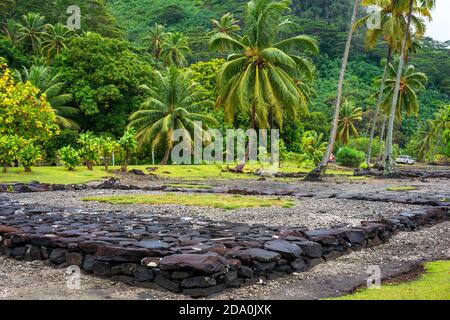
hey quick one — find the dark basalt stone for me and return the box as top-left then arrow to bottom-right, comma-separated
159,253 -> 227,274
49,248 -> 67,264
263,240 -> 302,259
245,248 -> 281,262
135,240 -> 171,250
183,284 -> 226,298
92,261 -> 111,277
65,252 -> 84,267
181,276 -> 217,288
296,241 -> 323,258
154,275 -> 181,293
290,259 -> 306,272
133,265 -> 155,282
0,196 -> 448,298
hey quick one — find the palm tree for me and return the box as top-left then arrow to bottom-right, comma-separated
209,13 -> 241,37
145,23 -> 167,68
1,19 -> 19,45
384,0 -> 435,172
429,107 -> 450,161
379,61 -> 427,119
414,119 -> 434,162
16,13 -> 49,54
14,65 -> 79,129
128,67 -> 217,165
307,0 -> 361,180
301,130 -> 328,165
41,23 -> 76,61
355,0 -> 428,164
337,101 -> 363,145
210,0 -> 318,131
0,0 -> 14,13
161,32 -> 191,67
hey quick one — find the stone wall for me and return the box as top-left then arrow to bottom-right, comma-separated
0,196 -> 448,297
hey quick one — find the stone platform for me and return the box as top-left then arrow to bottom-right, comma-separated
0,196 -> 448,297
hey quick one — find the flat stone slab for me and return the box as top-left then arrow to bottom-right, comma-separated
0,196 -> 448,297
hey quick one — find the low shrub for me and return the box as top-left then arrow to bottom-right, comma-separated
19,142 -> 43,172
58,146 -> 80,171
336,147 -> 365,167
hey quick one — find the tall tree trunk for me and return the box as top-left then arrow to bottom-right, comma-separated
306,0 -> 360,180
160,148 -> 171,165
377,115 -> 387,162
384,0 -> 414,174
366,47 -> 392,165
234,104 -> 257,172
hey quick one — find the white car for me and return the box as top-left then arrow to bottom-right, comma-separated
395,155 -> 415,165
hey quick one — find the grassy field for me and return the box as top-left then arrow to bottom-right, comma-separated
0,166 -> 117,185
83,193 -> 296,210
0,163 -> 355,184
331,261 -> 450,300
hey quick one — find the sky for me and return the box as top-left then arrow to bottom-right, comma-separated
425,0 -> 450,42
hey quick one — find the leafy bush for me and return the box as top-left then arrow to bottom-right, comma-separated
300,131 -> 327,165
336,147 -> 365,167
58,146 -> 80,171
19,142 -> 43,172
359,162 -> 369,170
0,135 -> 21,173
98,136 -> 119,170
119,128 -> 138,172
77,132 -> 100,170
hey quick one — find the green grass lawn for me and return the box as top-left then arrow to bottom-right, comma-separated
0,166 -> 117,185
386,186 -> 418,192
331,261 -> 450,300
0,163 -> 355,185
83,193 -> 296,210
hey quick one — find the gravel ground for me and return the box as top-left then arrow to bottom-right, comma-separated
5,189 -> 422,230
1,221 -> 448,300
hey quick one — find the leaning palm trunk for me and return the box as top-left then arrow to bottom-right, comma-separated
306,0 -> 361,180
160,148 -> 171,165
377,115 -> 387,162
366,47 -> 392,165
383,0 -> 414,174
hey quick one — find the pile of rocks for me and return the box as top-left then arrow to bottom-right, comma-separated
354,168 -> 450,179
0,181 -> 87,193
0,196 -> 448,297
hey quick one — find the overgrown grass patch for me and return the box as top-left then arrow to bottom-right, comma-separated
83,193 -> 296,210
0,166 -> 117,185
330,261 -> 450,300
386,186 -> 417,192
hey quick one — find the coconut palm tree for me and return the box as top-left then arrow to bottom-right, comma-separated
41,23 -> 76,61
16,13 -> 49,54
160,32 -> 191,67
384,0 -> 435,172
210,0 -> 318,131
301,130 -> 328,165
0,0 -> 14,14
209,13 -> 241,37
379,61 -> 427,119
355,0 -> 428,164
145,23 -> 167,68
306,0 -> 361,180
414,119 -> 434,162
14,65 -> 79,129
128,67 -> 217,165
337,101 -> 363,145
1,19 -> 19,45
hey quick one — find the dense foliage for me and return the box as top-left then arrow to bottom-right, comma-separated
0,0 -> 448,170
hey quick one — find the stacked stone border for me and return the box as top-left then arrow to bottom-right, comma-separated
0,196 -> 448,297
